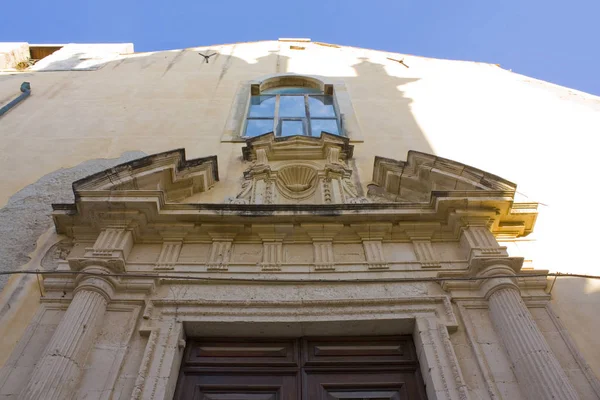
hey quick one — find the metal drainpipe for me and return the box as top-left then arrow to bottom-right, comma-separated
0,82 -> 31,118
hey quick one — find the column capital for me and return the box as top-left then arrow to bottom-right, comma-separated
73,265 -> 116,302
477,263 -> 520,299
439,257 -> 523,297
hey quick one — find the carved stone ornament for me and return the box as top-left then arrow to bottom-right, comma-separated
232,132 -> 366,204
369,152 -> 515,203
368,151 -> 537,237
70,148 -> 218,203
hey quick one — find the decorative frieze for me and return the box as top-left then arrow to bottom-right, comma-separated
302,223 -> 343,271
254,224 -> 292,271
205,225 -> 242,271
260,242 -> 283,271
362,240 -> 388,269
207,241 -> 233,271
91,227 -> 133,258
312,242 -> 335,270
69,227 -> 134,272
155,241 -> 182,270
406,229 -> 441,268
352,223 -> 391,270
413,240 -> 441,268
460,220 -> 506,259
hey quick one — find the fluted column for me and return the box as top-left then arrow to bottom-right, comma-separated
20,270 -> 113,400
482,265 -> 579,400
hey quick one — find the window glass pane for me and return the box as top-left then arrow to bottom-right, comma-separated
308,95 -> 336,117
262,86 -> 322,94
245,119 -> 274,137
279,96 -> 306,117
280,120 -> 305,137
310,119 -> 339,136
248,96 -> 275,117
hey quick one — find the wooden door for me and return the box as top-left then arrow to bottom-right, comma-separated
174,336 -> 427,400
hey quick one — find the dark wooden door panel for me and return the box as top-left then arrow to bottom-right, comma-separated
174,373 -> 298,400
303,371 -> 425,400
175,336 -> 427,400
302,336 -> 418,367
185,338 -> 298,367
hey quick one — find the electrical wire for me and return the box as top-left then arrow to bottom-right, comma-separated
1,269 -> 599,284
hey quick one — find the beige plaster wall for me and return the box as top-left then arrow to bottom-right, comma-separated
0,40 -> 599,379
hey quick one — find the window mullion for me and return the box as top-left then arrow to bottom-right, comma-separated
305,95 -> 311,136
274,95 -> 280,136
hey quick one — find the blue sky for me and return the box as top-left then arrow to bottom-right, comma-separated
1,0 -> 599,95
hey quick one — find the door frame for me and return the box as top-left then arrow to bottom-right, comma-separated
133,296 -> 468,400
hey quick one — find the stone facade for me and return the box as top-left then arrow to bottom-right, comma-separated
0,39 -> 599,399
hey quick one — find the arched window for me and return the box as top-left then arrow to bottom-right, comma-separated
244,76 -> 342,138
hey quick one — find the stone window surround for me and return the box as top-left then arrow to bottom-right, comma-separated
221,73 -> 364,142
134,296 -> 468,400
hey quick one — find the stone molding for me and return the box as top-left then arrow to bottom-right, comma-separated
406,228 -> 441,269
155,241 -> 182,270
132,295 -> 465,400
352,223 -> 391,269
302,223 -> 343,271
233,133 -> 364,204
368,152 -> 537,238
71,149 -> 218,202
242,132 -> 354,162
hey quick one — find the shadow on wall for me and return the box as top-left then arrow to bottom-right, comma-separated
235,50 -> 432,154
0,43 -> 432,291
549,276 -> 600,376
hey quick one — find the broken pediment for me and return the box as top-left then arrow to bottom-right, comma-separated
232,133 -> 364,204
368,152 -> 516,203
72,149 -> 218,202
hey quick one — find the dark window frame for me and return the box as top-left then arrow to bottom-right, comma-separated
244,85 -> 342,138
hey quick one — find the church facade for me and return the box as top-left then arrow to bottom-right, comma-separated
0,39 -> 599,399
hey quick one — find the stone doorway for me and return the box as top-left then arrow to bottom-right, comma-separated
174,336 -> 427,399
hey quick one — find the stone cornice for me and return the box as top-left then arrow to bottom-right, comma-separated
53,193 -> 536,241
